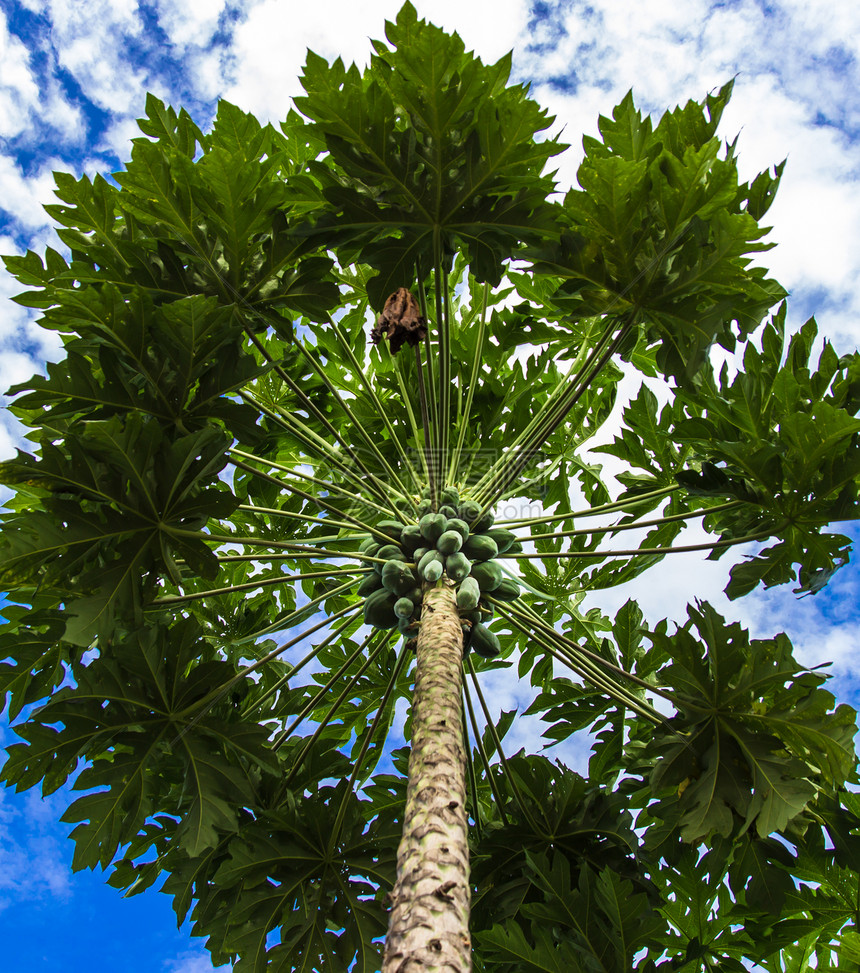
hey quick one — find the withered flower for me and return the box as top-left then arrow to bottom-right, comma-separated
370,287 -> 427,353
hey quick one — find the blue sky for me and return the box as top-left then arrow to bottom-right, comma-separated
1,0 -> 860,969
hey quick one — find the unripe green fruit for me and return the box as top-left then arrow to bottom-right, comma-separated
363,588 -> 398,629
462,534 -> 498,561
417,549 -> 444,579
375,520 -> 403,542
484,528 -> 518,554
441,487 -> 460,507
436,530 -> 464,555
473,509 -> 495,532
394,596 -> 415,618
375,544 -> 402,568
419,513 -> 448,543
445,518 -> 470,541
492,578 -> 520,601
381,559 -> 416,595
457,500 -> 482,523
456,576 -> 481,611
471,561 -> 503,591
445,551 -> 471,582
399,524 -> 422,554
356,571 -> 384,596
471,623 -> 501,658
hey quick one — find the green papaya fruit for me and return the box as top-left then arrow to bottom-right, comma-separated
356,571 -> 384,596
417,498 -> 432,516
381,559 -> 416,595
417,549 -> 443,577
399,524 -> 422,555
375,544 -> 403,566
457,500 -> 482,523
419,513 -> 448,543
394,596 -> 415,619
403,586 -> 422,605
436,530 -> 464,555
375,520 -> 404,542
363,588 -> 398,629
360,538 -> 380,555
413,546 -> 429,562
439,504 -> 458,519
470,561 -> 503,591
445,552 -> 472,582
471,623 -> 501,658
492,578 -> 520,601
423,559 -> 443,583
484,528 -> 518,554
463,534 -> 498,561
445,518 -> 470,541
507,540 -> 523,554
456,576 -> 481,611
474,509 -> 495,532
441,487 -> 460,507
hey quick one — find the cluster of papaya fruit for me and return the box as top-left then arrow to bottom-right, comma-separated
357,486 -> 521,659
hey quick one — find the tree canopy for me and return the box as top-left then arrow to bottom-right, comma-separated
1,3 -> 859,970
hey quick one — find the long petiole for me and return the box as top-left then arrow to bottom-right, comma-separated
274,632 -> 393,793
243,323 -> 393,500
525,500 -> 746,541
151,566 -> 362,606
250,614 -> 362,715
229,444 -> 396,520
288,329 -> 417,504
386,339 -> 430,487
448,281 -> 488,486
171,601 -> 362,727
416,266 -> 439,435
468,317 -> 618,501
502,525 -> 781,560
327,640 -> 411,852
475,320 -> 633,512
466,657 -> 542,833
238,390 -> 377,501
328,316 -> 424,500
497,599 -> 680,710
229,457 -> 395,540
463,677 -> 509,826
496,604 -> 663,722
495,485 -> 680,526
272,628 -> 380,748
414,342 -> 437,507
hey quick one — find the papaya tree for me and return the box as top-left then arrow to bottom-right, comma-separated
2,4 -> 860,971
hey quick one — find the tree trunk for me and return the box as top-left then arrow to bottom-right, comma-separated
382,581 -> 471,973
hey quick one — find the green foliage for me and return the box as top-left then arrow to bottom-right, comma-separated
530,81 -> 786,384
0,3 -> 859,970
295,0 -> 563,307
643,603 -> 856,842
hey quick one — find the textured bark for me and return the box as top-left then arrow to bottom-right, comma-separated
382,582 -> 471,973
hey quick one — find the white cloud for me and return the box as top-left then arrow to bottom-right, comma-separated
0,154 -> 63,231
37,0 -> 148,118
0,7 -> 84,144
513,1 -> 860,354
0,788 -> 73,910
164,949 -> 232,973
154,0 -> 230,49
222,0 -> 531,123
